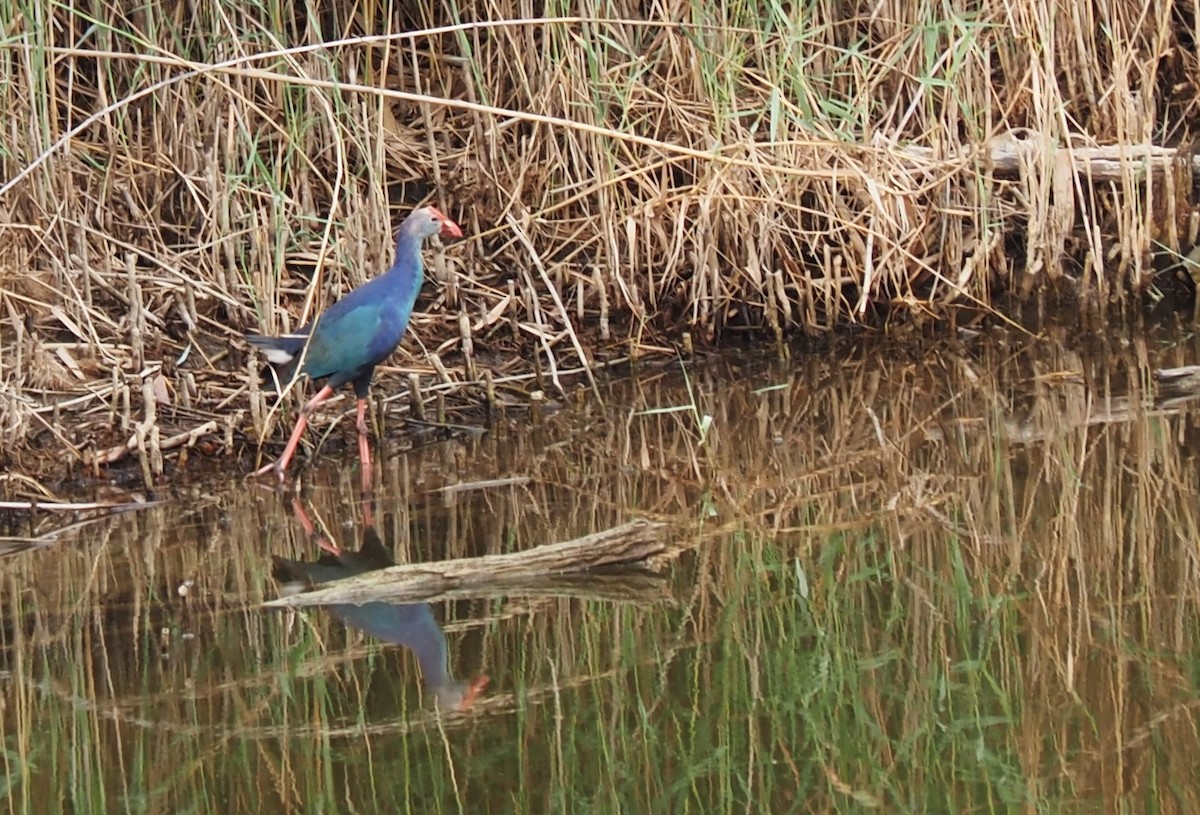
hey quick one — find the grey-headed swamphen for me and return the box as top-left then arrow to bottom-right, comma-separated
247,206 -> 463,488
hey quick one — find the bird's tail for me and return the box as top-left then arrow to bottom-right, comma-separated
246,332 -> 308,393
270,556 -> 313,595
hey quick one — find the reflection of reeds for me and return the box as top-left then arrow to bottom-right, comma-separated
3,337 -> 1200,809
3,4 -> 1194,481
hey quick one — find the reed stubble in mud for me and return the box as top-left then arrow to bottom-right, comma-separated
0,2 -> 1195,478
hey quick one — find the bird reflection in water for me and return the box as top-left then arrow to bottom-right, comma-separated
272,496 -> 489,712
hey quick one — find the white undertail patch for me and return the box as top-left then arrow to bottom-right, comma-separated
262,348 -> 296,365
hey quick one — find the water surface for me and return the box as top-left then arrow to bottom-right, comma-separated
5,325 -> 1200,812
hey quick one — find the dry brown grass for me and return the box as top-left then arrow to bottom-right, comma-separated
0,1 -> 1195,480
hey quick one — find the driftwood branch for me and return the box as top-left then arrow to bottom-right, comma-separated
87,420 -> 219,466
899,139 -> 1195,181
921,365 -> 1200,447
0,498 -> 159,513
264,518 -> 675,608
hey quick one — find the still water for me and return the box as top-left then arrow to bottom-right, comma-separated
4,325 -> 1200,813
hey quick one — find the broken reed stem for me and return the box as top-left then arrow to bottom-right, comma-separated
483,369 -> 497,414
429,353 -> 453,387
119,378 -> 131,432
3,296 -> 22,378
248,350 -> 263,439
594,267 -> 609,343
458,311 -> 475,381
125,253 -> 144,372
135,378 -> 156,488
225,411 -> 240,451
109,365 -> 120,429
148,379 -> 163,472
507,280 -> 520,345
373,392 -> 386,440
181,372 -> 195,411
408,373 -> 426,421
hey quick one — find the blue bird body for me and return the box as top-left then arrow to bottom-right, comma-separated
247,206 -> 463,488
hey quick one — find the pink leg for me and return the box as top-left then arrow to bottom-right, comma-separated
250,385 -> 336,483
355,397 -> 374,495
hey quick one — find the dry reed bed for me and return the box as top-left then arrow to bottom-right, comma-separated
0,2 -> 1195,483
5,332 -> 1200,805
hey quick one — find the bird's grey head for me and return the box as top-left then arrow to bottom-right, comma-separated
405,206 -> 464,241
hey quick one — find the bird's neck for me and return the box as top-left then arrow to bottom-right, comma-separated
402,605 -> 453,687
392,233 -> 427,276
383,233 -> 428,306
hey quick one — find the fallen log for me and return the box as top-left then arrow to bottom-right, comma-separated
309,570 -> 677,607
263,518 -> 675,608
901,138 -> 1198,181
919,364 -> 1200,447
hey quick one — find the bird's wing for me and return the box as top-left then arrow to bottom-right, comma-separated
363,300 -> 411,363
299,304 -> 385,381
300,299 -> 411,380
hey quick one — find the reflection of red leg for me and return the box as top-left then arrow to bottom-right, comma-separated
459,675 -> 490,711
290,497 -> 341,556
251,385 -> 336,482
361,494 -> 376,529
290,498 -> 316,535
315,533 -> 341,556
355,397 -> 374,496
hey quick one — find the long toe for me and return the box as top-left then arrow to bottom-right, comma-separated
250,460 -> 285,482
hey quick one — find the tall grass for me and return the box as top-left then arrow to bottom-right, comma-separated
0,2 -> 1193,473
